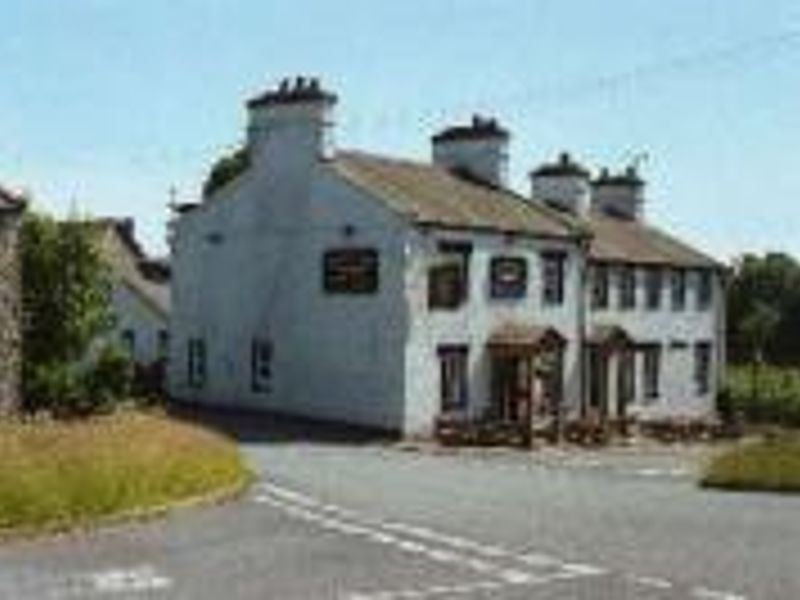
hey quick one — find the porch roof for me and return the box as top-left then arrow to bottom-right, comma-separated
586,324 -> 634,348
487,322 -> 566,352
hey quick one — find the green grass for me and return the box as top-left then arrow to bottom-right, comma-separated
701,433 -> 800,492
0,411 -> 252,534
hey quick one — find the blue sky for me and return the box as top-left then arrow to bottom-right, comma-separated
2,0 -> 799,258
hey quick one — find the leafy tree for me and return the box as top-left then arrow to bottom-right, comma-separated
202,145 -> 250,198
739,301 -> 780,403
728,252 -> 800,364
19,212 -> 119,414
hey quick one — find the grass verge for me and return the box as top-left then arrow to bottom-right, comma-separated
701,432 -> 800,493
0,411 -> 252,536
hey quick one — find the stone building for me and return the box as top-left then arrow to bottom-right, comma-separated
0,186 -> 25,413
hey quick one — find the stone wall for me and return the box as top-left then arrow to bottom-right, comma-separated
0,213 -> 22,414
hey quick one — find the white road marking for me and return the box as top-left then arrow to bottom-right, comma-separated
256,482 -> 749,600
692,587 -> 748,600
86,565 -> 172,594
630,574 -> 674,589
635,467 -> 690,478
561,562 -> 609,577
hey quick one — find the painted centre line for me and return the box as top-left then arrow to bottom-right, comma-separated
254,481 -> 750,600
83,564 -> 172,594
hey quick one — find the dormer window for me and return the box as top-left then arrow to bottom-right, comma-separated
490,256 -> 527,299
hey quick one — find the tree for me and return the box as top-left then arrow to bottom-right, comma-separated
19,212 -> 119,414
739,301 -> 780,402
202,145 -> 250,198
728,252 -> 800,364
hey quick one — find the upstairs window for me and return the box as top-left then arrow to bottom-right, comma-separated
251,338 -> 273,393
642,344 -> 661,401
644,267 -> 663,310
541,251 -> 566,306
591,264 -> 610,310
697,270 -> 713,310
619,265 -> 637,310
323,248 -> 378,294
671,269 -> 687,311
438,345 -> 469,412
121,329 -> 136,356
429,241 -> 472,310
187,338 -> 206,388
490,256 -> 527,299
694,341 -> 712,395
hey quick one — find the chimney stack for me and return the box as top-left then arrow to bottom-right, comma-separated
591,166 -> 645,221
431,115 -> 510,188
246,76 -> 338,165
529,152 -> 591,217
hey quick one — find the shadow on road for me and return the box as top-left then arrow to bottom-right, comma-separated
167,401 -> 400,447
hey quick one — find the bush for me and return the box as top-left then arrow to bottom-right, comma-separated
702,433 -> 800,492
82,345 -> 134,414
724,365 -> 800,427
23,362 -> 85,416
23,345 -> 134,418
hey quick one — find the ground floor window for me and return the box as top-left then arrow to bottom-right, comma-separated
187,338 -> 206,388
617,349 -> 636,412
251,338 -> 273,393
642,344 -> 661,401
438,345 -> 469,412
694,341 -> 712,395
121,329 -> 136,356
158,330 -> 169,362
588,347 -> 609,416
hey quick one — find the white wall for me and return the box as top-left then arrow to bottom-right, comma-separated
168,124 -> 411,431
111,282 -> 167,367
588,265 -> 723,420
402,229 -> 584,436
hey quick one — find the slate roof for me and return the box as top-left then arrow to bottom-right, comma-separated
96,220 -> 171,317
332,151 -> 577,239
332,150 -> 718,269
587,213 -> 720,269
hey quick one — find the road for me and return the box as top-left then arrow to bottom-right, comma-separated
0,410 -> 798,599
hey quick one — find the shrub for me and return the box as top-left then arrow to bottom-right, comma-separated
82,345 -> 134,414
725,365 -> 800,427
